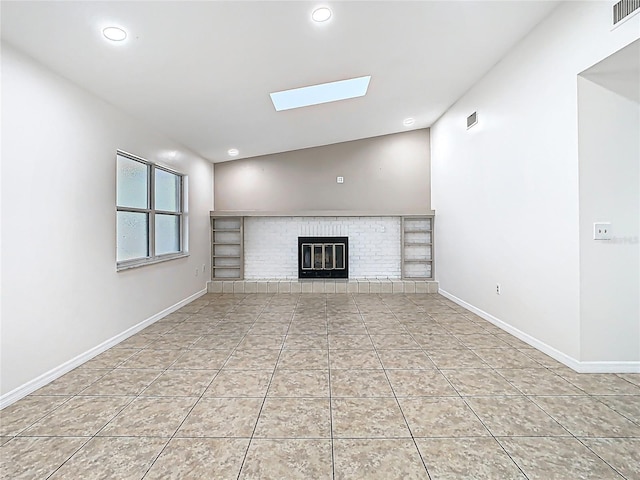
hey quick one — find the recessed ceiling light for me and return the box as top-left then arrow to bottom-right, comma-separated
228,148 -> 239,157
103,26 -> 127,42
312,7 -> 332,23
403,117 -> 416,127
270,75 -> 371,112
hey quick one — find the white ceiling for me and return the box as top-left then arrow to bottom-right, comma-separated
1,1 -> 560,163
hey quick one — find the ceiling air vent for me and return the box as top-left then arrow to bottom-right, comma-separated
613,0 -> 639,25
467,111 -> 478,129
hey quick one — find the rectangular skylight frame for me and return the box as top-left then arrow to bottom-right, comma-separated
270,75 -> 371,111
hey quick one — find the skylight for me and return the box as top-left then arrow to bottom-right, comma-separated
270,76 -> 371,111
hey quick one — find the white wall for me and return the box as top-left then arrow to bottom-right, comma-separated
243,217 -> 402,279
1,44 -> 214,398
431,2 -> 639,365
578,73 -> 639,361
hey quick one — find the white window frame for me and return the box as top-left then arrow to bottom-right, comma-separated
116,150 -> 188,270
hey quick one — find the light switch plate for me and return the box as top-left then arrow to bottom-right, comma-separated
593,222 -> 612,240
337,176 -> 344,184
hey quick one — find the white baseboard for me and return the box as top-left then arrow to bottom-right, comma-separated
0,288 -> 207,410
438,289 -> 640,374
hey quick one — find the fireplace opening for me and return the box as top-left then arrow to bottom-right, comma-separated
298,236 -> 348,279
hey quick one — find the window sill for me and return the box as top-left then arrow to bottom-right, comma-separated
117,253 -> 189,272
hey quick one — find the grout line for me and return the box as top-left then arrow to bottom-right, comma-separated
234,293 -> 296,480
361,293 -> 433,480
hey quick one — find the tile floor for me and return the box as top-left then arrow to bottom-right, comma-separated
1,293 -> 639,479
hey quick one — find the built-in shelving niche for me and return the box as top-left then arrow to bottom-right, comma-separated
401,216 -> 434,280
211,216 -> 243,279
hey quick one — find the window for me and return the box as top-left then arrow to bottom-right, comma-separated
116,151 -> 187,269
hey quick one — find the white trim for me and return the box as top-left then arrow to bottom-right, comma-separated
438,289 -> 640,374
0,288 -> 207,410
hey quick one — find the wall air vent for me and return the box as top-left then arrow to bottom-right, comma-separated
613,0 -> 639,26
466,111 -> 478,129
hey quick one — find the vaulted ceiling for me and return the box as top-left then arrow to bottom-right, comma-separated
1,1 -> 560,162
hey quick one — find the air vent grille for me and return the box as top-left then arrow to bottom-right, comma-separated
467,112 -> 478,129
613,0 -> 640,25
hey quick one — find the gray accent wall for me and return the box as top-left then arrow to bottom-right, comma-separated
214,129 -> 431,213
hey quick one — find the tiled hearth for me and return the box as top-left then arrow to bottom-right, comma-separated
208,279 -> 439,295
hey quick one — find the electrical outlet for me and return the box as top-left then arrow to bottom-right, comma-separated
337,176 -> 344,184
202,263 -> 206,272
593,222 -> 612,240
496,283 -> 501,295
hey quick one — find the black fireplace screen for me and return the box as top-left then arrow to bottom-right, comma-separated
298,236 -> 348,279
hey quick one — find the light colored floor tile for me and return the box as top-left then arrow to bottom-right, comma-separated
145,438 -> 249,479
147,334 -> 201,350
465,396 -> 568,436
119,349 -> 183,370
617,373 -> 640,387
0,396 -> 70,436
532,395 -> 640,437
441,369 -> 521,396
169,349 -> 230,369
413,334 -> 466,350
284,334 -> 328,349
329,350 -> 383,369
80,369 -> 163,396
330,369 -> 394,397
399,397 -> 489,437
416,437 -> 526,480
33,368 -> 111,396
594,395 -> 640,423
80,348 -> 140,369
268,369 -> 329,397
370,334 -> 421,349
238,334 -> 286,350
333,439 -> 428,480
278,349 -> 329,369
471,348 -> 543,369
7,294 -> 639,480
177,397 -> 263,437
495,368 -> 584,395
498,437 -> 623,480
48,436 -> 168,480
329,335 -> 375,350
516,347 -> 564,367
386,370 -> 458,396
224,349 -> 280,370
192,334 -> 242,350
22,396 -> 132,436
99,396 -> 196,437
377,350 -> 436,369
581,438 -> 640,480
557,372 -> 640,395
426,349 -> 489,369
254,398 -> 331,438
141,369 -> 217,397
456,334 -> 510,349
240,439 -> 332,480
0,436 -> 87,480
205,370 -> 273,397
332,398 -> 411,438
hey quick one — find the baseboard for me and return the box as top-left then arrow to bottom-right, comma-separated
0,288 -> 207,409
438,289 -> 640,374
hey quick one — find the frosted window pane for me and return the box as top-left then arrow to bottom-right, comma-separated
117,212 -> 148,261
117,156 -> 148,208
155,169 -> 180,212
156,214 -> 180,255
